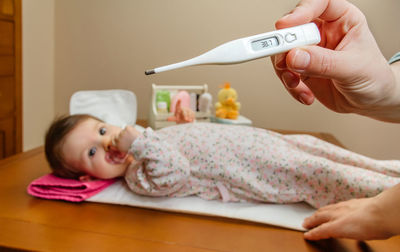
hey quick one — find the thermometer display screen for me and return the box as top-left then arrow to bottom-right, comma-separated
251,36 -> 279,51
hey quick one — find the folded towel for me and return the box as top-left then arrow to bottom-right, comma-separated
27,174 -> 117,202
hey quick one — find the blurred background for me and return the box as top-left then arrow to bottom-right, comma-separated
23,0 -> 400,159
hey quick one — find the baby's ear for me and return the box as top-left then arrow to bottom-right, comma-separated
79,174 -> 93,182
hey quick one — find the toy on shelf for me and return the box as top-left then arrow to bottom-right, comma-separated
211,82 -> 252,126
167,99 -> 195,124
169,90 -> 191,114
149,84 -> 212,129
215,82 -> 241,120
198,92 -> 212,114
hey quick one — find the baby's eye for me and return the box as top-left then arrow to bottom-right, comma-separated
99,127 -> 106,135
89,147 -> 97,157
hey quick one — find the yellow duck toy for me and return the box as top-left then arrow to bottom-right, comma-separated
215,82 -> 241,120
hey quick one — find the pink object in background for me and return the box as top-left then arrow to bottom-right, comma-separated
170,91 -> 191,113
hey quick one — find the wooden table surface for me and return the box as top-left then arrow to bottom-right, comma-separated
1,126 -> 400,251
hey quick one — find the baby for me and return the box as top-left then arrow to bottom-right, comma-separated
45,110 -> 400,208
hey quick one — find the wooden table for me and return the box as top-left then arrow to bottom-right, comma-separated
1,128 -> 400,251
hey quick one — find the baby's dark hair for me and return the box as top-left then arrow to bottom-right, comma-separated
45,114 -> 100,179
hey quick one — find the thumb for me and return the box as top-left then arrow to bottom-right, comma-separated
286,46 -> 353,81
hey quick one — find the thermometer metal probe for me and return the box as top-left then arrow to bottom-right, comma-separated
145,23 -> 320,75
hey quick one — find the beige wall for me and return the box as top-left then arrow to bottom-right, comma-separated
24,0 -> 400,160
22,0 -> 54,151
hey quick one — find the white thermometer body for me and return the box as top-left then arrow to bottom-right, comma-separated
145,23 -> 320,75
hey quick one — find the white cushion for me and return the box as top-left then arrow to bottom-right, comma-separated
70,89 -> 138,129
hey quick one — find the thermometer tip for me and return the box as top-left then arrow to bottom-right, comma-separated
145,69 -> 155,75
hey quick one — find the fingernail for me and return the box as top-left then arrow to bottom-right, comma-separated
299,92 -> 310,105
292,49 -> 310,71
281,71 -> 298,89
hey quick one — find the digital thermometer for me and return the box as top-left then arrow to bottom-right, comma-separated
145,23 -> 320,75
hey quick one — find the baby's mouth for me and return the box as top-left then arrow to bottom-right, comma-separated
105,147 -> 128,164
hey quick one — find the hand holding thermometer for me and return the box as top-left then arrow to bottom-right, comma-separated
145,22 -> 320,75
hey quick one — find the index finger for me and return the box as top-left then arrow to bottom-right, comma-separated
276,0 -> 351,28
303,210 -> 333,229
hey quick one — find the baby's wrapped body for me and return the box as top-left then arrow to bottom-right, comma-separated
125,123 -> 400,208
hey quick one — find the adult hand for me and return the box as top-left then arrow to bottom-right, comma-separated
303,183 -> 400,240
271,0 -> 400,122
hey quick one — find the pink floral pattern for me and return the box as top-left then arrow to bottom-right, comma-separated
124,123 -> 400,208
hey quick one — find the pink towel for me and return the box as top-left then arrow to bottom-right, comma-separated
27,174 -> 117,202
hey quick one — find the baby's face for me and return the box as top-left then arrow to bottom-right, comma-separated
62,118 -> 131,179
